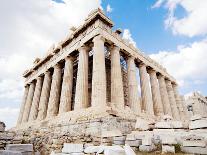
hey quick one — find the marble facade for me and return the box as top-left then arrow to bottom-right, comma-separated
16,9 -> 188,130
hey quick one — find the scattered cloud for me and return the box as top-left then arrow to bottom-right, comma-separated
123,29 -> 137,47
0,0 -> 101,129
106,4 -> 113,13
150,38 -> 207,92
152,0 -> 207,37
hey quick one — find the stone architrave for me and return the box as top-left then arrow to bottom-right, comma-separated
110,45 -> 125,109
22,81 -> 36,123
74,45 -> 89,109
166,80 -> 180,120
172,84 -> 185,121
148,69 -> 164,116
59,57 -> 74,113
139,63 -> 154,115
17,85 -> 29,125
47,64 -> 62,117
127,56 -> 141,115
91,35 -> 106,108
29,76 -> 43,121
37,71 -> 52,120
157,74 -> 172,116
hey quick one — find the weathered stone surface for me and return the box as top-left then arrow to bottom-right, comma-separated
155,121 -> 171,128
62,143 -> 83,153
162,145 -> 175,153
134,118 -> 149,131
123,144 -> 136,155
182,140 -> 206,147
142,137 -> 152,146
161,136 -> 176,145
181,146 -> 207,155
6,144 -> 33,152
189,119 -> 207,129
0,150 -> 22,155
125,140 -> 141,147
139,144 -> 156,152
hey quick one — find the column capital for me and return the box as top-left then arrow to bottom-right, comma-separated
157,73 -> 164,79
109,44 -> 120,51
92,35 -> 105,43
127,55 -> 135,61
53,63 -> 61,69
78,44 -> 91,52
148,68 -> 156,74
138,62 -> 146,68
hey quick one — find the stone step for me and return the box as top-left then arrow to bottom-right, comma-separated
6,144 -> 33,152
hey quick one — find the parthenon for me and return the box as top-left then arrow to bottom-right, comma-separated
16,8 -> 188,132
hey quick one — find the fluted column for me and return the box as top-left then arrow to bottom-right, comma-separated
59,57 -> 74,113
47,64 -> 62,117
74,45 -> 89,109
166,80 -> 180,120
110,45 -> 125,109
127,56 -> 141,115
157,74 -> 172,116
29,76 -> 43,121
91,35 -> 106,108
148,69 -> 164,116
22,81 -> 36,123
172,84 -> 185,121
17,85 -> 29,125
37,71 -> 52,120
139,63 -> 154,115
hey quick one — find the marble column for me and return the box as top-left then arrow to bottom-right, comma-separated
172,84 -> 185,121
139,63 -> 154,115
157,74 -> 172,116
59,57 -> 74,113
17,85 -> 29,125
91,35 -> 106,108
127,56 -> 141,115
29,76 -> 43,121
47,64 -> 62,117
166,80 -> 180,120
22,81 -> 36,123
74,45 -> 89,109
37,71 -> 52,120
110,45 -> 125,109
148,69 -> 164,116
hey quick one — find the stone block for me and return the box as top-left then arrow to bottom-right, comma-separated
62,143 -> 83,153
0,150 -> 22,155
139,144 -> 156,152
181,146 -> 207,155
162,145 -> 175,153
189,119 -> 207,129
161,136 -> 176,145
84,145 -> 103,154
142,137 -> 152,146
125,140 -> 141,147
190,114 -> 202,121
123,144 -> 136,155
171,121 -> 183,128
126,134 -> 135,141
113,140 -> 125,145
104,146 -> 125,155
155,121 -> 171,129
6,144 -> 33,152
113,136 -> 126,141
182,140 -> 206,147
135,118 -> 149,131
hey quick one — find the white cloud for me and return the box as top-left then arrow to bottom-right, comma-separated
150,38 -> 207,90
106,4 -> 113,13
0,0 -> 101,128
0,107 -> 19,129
152,0 -> 207,37
123,29 -> 137,47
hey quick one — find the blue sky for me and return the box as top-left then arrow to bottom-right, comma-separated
0,0 -> 207,128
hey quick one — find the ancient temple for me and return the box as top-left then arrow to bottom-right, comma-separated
16,9 -> 188,134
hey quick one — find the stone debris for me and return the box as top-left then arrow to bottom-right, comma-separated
162,145 -> 175,154
62,143 -> 83,153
